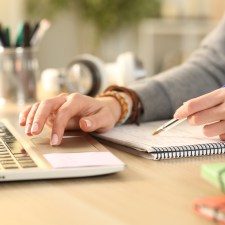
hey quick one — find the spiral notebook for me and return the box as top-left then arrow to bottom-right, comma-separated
93,120 -> 225,160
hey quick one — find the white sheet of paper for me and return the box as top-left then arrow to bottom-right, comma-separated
93,120 -> 222,151
44,152 -> 123,168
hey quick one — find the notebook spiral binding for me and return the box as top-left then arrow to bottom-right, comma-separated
152,143 -> 225,160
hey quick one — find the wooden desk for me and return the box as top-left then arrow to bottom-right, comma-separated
0,104 -> 223,225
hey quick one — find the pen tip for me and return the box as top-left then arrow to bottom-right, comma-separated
152,129 -> 163,136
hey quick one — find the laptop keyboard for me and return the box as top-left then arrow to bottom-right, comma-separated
0,122 -> 37,170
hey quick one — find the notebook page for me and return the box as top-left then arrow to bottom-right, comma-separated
94,120 -> 223,152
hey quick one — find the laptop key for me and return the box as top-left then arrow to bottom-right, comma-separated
14,154 -> 31,159
20,163 -> 37,168
3,165 -> 19,169
6,141 -> 25,152
1,159 -> 16,163
0,156 -> 14,160
0,122 -> 38,169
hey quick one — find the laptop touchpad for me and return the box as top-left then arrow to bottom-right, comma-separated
31,132 -> 99,154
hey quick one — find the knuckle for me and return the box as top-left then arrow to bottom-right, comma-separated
67,93 -> 83,101
40,99 -> 52,108
57,106 -> 71,115
185,100 -> 196,115
40,98 -> 59,111
188,115 -> 199,125
58,92 -> 69,97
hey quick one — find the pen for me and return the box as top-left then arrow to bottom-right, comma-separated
152,118 -> 187,135
15,22 -> 24,47
23,22 -> 31,47
0,24 -> 7,47
4,27 -> 11,47
30,19 -> 50,47
30,22 -> 39,43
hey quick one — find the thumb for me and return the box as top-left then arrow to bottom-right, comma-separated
79,110 -> 116,133
79,118 -> 94,132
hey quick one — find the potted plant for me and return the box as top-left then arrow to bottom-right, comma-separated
25,0 -> 161,57
26,0 -> 161,37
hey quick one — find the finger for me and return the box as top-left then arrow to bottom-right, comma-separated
30,93 -> 68,135
25,103 -> 40,135
45,114 -> 80,130
50,93 -> 103,145
19,105 -> 32,126
174,88 -> 225,118
65,117 -> 80,130
188,103 -> 225,125
219,133 -> 225,141
203,120 -> 225,137
50,105 -> 73,146
79,107 -> 115,133
48,115 -> 81,130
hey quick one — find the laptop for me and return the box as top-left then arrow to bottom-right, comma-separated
0,118 -> 125,181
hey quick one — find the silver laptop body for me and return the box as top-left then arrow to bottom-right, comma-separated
0,118 -> 125,181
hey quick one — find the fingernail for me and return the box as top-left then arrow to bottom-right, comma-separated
31,122 -> 39,133
51,134 -> 58,146
25,124 -> 31,134
84,119 -> 92,128
19,114 -> 25,124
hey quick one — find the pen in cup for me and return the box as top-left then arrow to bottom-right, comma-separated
4,27 -> 10,47
30,19 -> 51,47
15,22 -> 24,47
23,22 -> 31,47
0,24 -> 7,47
152,118 -> 187,135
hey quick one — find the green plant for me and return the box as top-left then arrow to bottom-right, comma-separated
25,0 -> 161,36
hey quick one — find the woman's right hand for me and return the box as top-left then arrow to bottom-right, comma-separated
18,92 -> 125,146
174,87 -> 225,140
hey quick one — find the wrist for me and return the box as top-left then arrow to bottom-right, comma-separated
96,91 -> 133,125
96,96 -> 121,124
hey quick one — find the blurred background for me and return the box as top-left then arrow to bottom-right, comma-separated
0,0 -> 225,98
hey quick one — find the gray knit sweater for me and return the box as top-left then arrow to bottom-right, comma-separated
130,15 -> 225,122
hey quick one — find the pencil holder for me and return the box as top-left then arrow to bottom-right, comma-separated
0,47 -> 39,105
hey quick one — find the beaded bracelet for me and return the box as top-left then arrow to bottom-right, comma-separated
97,91 -> 131,125
103,85 -> 143,125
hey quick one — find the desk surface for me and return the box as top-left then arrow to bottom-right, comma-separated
0,104 -> 223,225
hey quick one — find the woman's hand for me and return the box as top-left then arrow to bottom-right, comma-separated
19,93 -> 123,146
174,88 -> 225,140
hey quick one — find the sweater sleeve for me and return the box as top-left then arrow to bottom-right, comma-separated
129,15 -> 225,122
